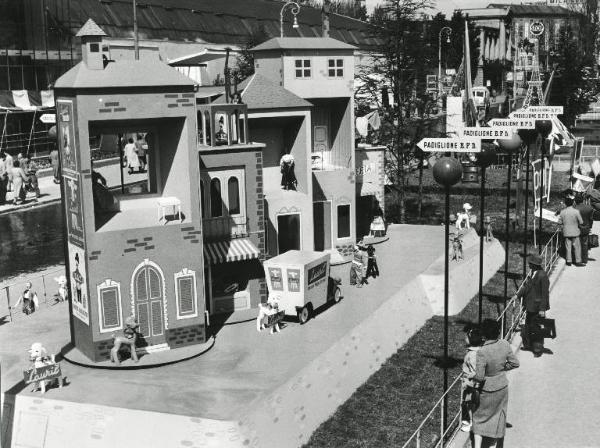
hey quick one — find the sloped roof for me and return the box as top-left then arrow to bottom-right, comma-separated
482,3 -> 578,16
252,37 -> 356,52
213,74 -> 311,110
55,59 -> 195,89
75,18 -> 107,37
44,0 -> 379,49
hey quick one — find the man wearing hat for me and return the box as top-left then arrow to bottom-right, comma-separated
558,196 -> 584,266
512,254 -> 550,357
574,192 -> 594,264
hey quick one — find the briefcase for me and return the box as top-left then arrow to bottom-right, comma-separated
590,234 -> 599,248
531,317 -> 557,339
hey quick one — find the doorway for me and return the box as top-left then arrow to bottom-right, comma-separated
313,201 -> 332,251
277,213 -> 301,254
133,264 -> 165,347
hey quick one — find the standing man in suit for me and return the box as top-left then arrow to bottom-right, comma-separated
513,254 -> 550,357
558,197 -> 584,266
575,193 -> 594,264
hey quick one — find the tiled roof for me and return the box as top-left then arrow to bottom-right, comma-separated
252,37 -> 356,52
55,59 -> 195,89
213,74 -> 311,110
46,0 -> 379,49
75,18 -> 107,37
482,3 -> 578,16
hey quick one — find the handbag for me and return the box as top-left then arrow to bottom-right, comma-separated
590,234 -> 599,248
531,317 -> 557,339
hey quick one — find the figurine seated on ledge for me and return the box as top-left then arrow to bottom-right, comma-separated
280,154 -> 298,190
456,203 -> 473,230
25,342 -> 64,394
110,315 -> 140,365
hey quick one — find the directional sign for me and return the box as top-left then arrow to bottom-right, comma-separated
39,113 -> 56,124
527,106 -> 563,115
509,111 -> 555,120
417,138 -> 481,153
488,118 -> 535,129
458,127 -> 513,139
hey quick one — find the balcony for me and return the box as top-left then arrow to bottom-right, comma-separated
202,215 -> 248,241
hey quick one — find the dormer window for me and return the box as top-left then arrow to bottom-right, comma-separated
328,59 -> 344,78
89,43 -> 100,53
295,59 -> 311,78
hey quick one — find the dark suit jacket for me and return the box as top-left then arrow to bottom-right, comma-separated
575,203 -> 594,234
517,269 -> 550,313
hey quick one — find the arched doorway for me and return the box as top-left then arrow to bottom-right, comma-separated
132,261 -> 166,347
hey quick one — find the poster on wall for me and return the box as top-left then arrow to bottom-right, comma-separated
64,173 -> 85,248
287,269 -> 300,292
68,242 -> 89,325
57,100 -> 78,175
268,268 -> 283,291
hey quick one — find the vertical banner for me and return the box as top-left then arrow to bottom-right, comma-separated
68,242 -> 89,324
57,100 -> 78,175
64,173 -> 85,248
531,158 -> 552,214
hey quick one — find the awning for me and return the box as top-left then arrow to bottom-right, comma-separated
168,48 -> 239,66
203,238 -> 260,264
0,90 -> 55,111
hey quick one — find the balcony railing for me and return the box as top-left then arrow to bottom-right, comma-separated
202,215 -> 248,241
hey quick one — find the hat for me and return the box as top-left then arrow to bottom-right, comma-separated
528,254 -> 543,267
484,216 -> 491,223
463,203 -> 472,211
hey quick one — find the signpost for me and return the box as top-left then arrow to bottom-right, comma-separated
458,127 -> 513,139
39,113 -> 56,124
488,118 -> 535,129
417,138 -> 481,153
509,111 -> 554,120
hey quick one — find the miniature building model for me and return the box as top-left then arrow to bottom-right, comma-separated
54,20 -> 206,361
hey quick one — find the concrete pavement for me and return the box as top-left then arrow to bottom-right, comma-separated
504,224 -> 600,448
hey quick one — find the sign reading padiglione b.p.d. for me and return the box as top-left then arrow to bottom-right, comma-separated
458,127 -> 513,139
417,138 -> 481,153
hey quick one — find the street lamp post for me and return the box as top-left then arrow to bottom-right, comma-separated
438,27 -> 452,101
433,156 -> 463,433
535,120 -> 553,252
133,0 -> 139,60
518,129 -> 538,278
497,133 -> 522,336
280,1 -> 301,38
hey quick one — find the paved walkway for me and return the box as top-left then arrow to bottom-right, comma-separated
505,230 -> 600,448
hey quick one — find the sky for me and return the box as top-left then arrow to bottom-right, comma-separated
364,0 -> 537,17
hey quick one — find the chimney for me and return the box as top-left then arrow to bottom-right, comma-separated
322,1 -> 330,38
76,19 -> 107,70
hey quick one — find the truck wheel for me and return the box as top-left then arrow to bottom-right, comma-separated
333,287 -> 342,303
298,305 -> 310,324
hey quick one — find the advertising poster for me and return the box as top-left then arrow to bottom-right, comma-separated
64,173 -> 85,248
287,269 -> 301,293
307,261 -> 327,287
268,268 -> 283,291
57,100 -> 78,174
69,242 -> 89,325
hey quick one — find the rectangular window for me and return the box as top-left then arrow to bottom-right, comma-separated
337,204 -> 351,238
295,59 -> 311,78
328,59 -> 344,77
177,276 -> 196,315
97,279 -> 123,333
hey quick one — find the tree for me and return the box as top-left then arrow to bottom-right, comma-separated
232,25 -> 270,83
302,0 -> 368,21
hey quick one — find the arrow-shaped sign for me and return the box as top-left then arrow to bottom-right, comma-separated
509,111 -> 555,120
488,118 -> 535,129
458,127 -> 513,139
39,113 -> 56,124
527,105 -> 563,115
417,138 -> 481,153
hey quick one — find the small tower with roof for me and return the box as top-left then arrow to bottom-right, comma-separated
77,19 -> 107,71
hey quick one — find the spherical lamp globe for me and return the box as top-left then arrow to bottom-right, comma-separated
535,120 -> 553,139
433,156 -> 463,187
48,125 -> 57,139
497,133 -> 522,154
518,128 -> 538,146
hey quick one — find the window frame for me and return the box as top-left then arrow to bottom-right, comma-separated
97,279 -> 123,333
174,268 -> 198,319
327,58 -> 344,78
294,58 -> 312,79
202,168 -> 246,218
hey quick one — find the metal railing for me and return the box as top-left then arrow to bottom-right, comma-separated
1,267 -> 67,322
202,215 -> 248,241
402,230 -> 562,448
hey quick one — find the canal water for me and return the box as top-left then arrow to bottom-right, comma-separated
0,203 -> 65,281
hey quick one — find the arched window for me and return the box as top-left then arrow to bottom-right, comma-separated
210,178 -> 222,217
200,180 -> 206,217
228,177 -> 240,215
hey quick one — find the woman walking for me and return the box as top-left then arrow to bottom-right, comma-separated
10,159 -> 29,205
472,319 -> 520,448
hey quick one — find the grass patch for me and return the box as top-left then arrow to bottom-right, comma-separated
304,167 -> 566,448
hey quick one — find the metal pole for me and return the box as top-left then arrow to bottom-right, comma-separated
523,144 -> 530,279
478,165 -> 485,324
443,186 -> 450,434
133,0 -> 139,60
503,154 -> 512,335
118,134 -> 125,193
539,136 -> 545,254
5,286 -> 13,322
438,32 -> 442,101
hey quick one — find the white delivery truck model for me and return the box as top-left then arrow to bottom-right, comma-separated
263,250 -> 342,324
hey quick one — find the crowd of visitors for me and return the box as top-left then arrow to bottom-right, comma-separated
557,190 -> 596,266
0,151 -> 49,206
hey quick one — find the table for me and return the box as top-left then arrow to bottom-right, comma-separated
157,197 -> 182,223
